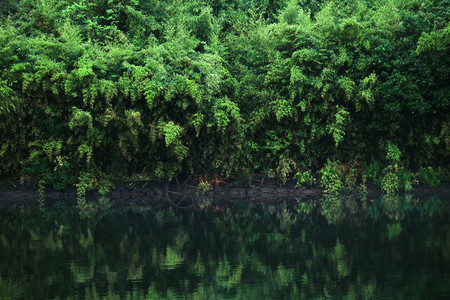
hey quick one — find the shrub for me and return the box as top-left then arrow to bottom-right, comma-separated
320,160 -> 344,194
295,170 -> 316,187
418,166 -> 444,188
363,161 -> 383,186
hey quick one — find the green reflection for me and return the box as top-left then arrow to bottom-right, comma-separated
0,195 -> 449,299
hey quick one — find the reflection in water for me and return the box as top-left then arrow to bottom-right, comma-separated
0,195 -> 449,299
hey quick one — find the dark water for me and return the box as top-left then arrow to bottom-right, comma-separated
0,195 -> 449,299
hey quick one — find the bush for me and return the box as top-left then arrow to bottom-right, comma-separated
0,0 -> 448,198
295,170 -> 316,187
381,165 -> 416,195
320,160 -> 344,195
363,161 -> 383,186
418,166 -> 444,188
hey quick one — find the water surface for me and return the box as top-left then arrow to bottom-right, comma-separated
0,195 -> 449,299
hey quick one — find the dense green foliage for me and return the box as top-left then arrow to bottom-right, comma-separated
1,0 -> 449,197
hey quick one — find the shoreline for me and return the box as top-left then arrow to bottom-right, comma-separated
1,180 -> 449,207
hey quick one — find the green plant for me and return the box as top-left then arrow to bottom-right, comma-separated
340,162 -> 362,189
295,170 -> 316,186
320,160 -> 344,194
363,161 -> 383,186
397,168 -> 415,192
197,177 -> 213,210
385,141 -> 402,163
358,182 -> 368,202
381,165 -> 399,195
0,0 -> 449,199
276,157 -> 296,185
198,178 -> 212,195
381,164 -> 417,195
418,166 -> 444,188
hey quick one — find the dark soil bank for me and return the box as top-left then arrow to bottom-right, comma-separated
1,180 -> 450,207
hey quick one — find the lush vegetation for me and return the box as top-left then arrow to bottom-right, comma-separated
1,0 -> 449,200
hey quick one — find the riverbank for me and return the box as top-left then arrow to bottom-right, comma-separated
1,179 -> 449,207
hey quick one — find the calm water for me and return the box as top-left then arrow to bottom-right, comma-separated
0,195 -> 449,299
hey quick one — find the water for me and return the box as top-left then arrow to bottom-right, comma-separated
0,195 -> 449,299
